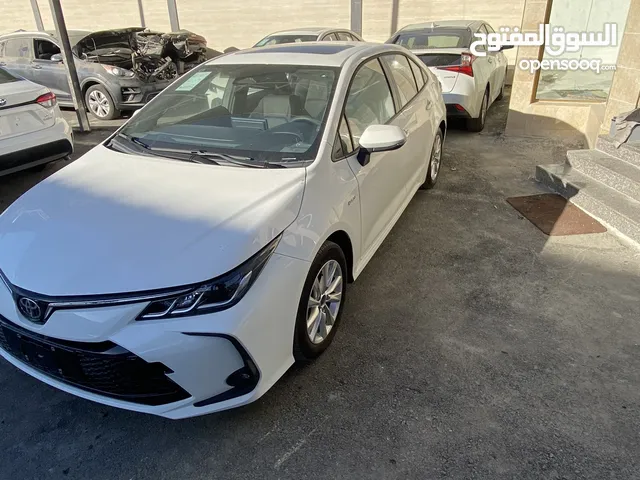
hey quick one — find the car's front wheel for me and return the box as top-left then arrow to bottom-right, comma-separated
85,84 -> 120,120
293,241 -> 347,363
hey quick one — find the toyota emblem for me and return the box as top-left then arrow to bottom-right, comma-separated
0,98 -> 6,107
18,297 -> 42,322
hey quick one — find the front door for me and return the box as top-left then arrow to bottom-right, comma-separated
32,38 -> 71,103
343,58 -> 408,257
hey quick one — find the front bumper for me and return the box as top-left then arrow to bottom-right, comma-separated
108,78 -> 173,110
0,253 -> 309,419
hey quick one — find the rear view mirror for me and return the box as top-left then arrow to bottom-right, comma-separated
357,124 -> 407,166
50,53 -> 63,62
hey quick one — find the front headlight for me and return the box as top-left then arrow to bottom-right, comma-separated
137,235 -> 281,320
102,65 -> 135,78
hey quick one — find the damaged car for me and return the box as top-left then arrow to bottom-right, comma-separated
0,28 -> 212,119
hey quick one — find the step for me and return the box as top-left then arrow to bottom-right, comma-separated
596,134 -> 640,169
566,149 -> 640,202
536,163 -> 640,244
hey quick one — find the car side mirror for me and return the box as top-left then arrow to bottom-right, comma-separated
500,45 -> 515,51
50,53 -> 63,62
357,124 -> 407,166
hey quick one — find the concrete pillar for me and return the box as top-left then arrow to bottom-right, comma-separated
600,0 -> 640,132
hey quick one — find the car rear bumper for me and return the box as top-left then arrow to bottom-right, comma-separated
0,115 -> 73,177
0,253 -> 309,419
442,92 -> 475,118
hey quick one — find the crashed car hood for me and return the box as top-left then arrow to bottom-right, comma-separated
74,27 -> 145,48
0,145 -> 305,296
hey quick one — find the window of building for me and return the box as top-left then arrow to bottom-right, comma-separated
535,0 -> 631,101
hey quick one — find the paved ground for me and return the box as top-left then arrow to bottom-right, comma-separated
1,95 -> 640,479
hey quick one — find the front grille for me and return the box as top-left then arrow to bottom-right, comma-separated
0,315 -> 189,406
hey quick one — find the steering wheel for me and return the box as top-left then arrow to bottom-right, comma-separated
289,116 -> 322,127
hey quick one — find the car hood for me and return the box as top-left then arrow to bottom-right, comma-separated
0,145 -> 305,296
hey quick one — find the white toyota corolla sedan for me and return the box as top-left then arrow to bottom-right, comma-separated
0,42 -> 446,418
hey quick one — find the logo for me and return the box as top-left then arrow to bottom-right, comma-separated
18,297 -> 42,322
0,98 -> 6,107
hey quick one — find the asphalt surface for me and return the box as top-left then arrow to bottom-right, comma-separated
1,95 -> 639,479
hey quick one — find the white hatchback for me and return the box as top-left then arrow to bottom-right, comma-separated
0,43 -> 446,418
0,68 -> 72,176
388,20 -> 512,131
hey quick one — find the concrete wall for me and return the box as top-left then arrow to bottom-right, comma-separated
1,0 -> 525,60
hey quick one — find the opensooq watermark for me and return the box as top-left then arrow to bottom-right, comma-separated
470,23 -> 619,74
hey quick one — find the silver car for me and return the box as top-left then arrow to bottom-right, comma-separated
0,29 -> 207,120
388,20 -> 512,132
254,27 -> 363,47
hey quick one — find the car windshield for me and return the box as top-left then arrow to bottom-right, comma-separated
255,35 -> 318,47
392,29 -> 471,49
116,63 -> 339,165
0,68 -> 20,84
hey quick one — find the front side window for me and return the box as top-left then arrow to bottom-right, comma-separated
535,0 -> 631,101
34,39 -> 61,61
333,114 -> 354,159
116,64 -> 339,164
344,59 -> 395,148
4,38 -> 32,58
381,54 -> 418,108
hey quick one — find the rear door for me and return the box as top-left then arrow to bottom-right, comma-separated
32,38 -> 71,103
472,25 -> 494,99
1,37 -> 34,81
485,23 -> 507,101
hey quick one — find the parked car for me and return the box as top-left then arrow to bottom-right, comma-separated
0,42 -> 446,418
0,67 -> 72,177
0,28 -> 209,120
388,20 -> 512,131
254,27 -> 363,46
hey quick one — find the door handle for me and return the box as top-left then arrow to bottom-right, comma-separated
488,58 -> 494,64
31,64 -> 42,69
426,100 -> 433,110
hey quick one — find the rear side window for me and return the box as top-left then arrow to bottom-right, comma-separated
381,54 -> 418,108
337,32 -> 351,41
344,59 -> 395,148
0,68 -> 19,84
324,33 -> 339,41
409,59 -> 425,90
4,38 -> 32,58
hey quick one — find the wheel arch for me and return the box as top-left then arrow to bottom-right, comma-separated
325,230 -> 354,283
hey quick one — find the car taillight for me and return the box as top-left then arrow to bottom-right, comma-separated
437,53 -> 475,77
36,92 -> 56,108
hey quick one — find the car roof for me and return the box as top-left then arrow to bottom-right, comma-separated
398,20 -> 485,32
0,29 -> 91,46
265,27 -> 348,37
211,42 -> 405,67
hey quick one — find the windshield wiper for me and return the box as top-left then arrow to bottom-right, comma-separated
189,151 -> 268,168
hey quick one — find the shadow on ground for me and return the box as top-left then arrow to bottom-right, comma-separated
0,90 -> 639,480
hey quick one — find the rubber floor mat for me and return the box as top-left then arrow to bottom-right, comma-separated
506,193 -> 607,236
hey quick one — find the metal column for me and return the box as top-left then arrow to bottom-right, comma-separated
390,0 -> 399,36
167,0 -> 180,31
137,0 -> 146,27
351,0 -> 362,36
49,0 -> 91,132
29,0 -> 45,31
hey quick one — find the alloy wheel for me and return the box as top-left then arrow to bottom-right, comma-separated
430,134 -> 442,180
88,90 -> 110,118
306,259 -> 343,345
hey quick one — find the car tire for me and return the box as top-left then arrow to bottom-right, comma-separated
85,84 -> 120,120
466,89 -> 488,132
293,241 -> 348,363
420,130 -> 443,190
